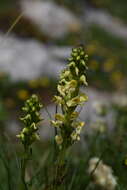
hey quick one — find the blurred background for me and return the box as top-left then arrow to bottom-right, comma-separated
0,0 -> 127,137
1,0 -> 127,189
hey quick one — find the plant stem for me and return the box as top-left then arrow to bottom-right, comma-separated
21,147 -> 29,190
53,104 -> 58,164
53,149 -> 67,190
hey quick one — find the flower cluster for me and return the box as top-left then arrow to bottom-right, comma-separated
51,46 -> 88,149
88,157 -> 117,190
17,94 -> 42,147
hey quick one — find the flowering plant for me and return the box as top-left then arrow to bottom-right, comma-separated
17,94 -> 42,189
52,46 -> 88,150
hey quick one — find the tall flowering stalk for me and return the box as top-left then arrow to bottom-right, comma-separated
51,46 -> 88,189
17,94 -> 42,189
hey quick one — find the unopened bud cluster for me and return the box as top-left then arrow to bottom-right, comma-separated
17,94 -> 42,147
51,46 -> 88,149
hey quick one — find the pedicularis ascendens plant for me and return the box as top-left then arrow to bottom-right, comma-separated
17,94 -> 43,189
17,95 -> 42,146
52,46 -> 88,150
17,46 -> 88,190
50,46 -> 88,189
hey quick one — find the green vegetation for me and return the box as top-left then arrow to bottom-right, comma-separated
0,1 -> 127,189
91,0 -> 127,23
0,46 -> 127,190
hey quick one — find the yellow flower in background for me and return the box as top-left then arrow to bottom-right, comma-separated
111,71 -> 123,83
28,79 -> 39,88
17,89 -> 29,100
28,77 -> 50,88
39,77 -> 50,87
124,158 -> 127,166
90,60 -> 99,70
86,43 -> 97,55
104,59 -> 116,72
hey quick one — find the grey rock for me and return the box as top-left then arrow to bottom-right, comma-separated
21,0 -> 81,39
85,9 -> 127,40
0,34 -> 70,81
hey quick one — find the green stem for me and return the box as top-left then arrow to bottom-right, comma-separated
54,104 -> 58,160
21,147 -> 29,190
53,149 -> 67,190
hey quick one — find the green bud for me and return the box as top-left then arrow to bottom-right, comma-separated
22,128 -> 29,134
17,94 -> 43,146
80,75 -> 88,85
76,56 -> 80,61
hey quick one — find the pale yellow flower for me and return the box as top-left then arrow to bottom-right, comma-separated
17,89 -> 29,100
55,135 -> 63,145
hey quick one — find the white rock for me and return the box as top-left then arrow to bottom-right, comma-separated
49,46 -> 71,59
85,9 -> 127,40
0,34 -> 69,81
0,34 -> 48,80
21,0 -> 81,38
